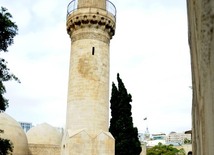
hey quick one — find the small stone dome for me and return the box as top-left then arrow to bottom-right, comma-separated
26,123 -> 62,145
0,112 -> 28,155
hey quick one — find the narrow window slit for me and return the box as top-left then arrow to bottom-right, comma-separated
92,47 -> 95,55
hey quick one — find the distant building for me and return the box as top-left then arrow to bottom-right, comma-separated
138,132 -> 144,142
151,133 -> 166,140
138,127 -> 151,144
19,122 -> 33,133
144,127 -> 150,140
166,132 -> 191,145
146,133 -> 166,147
138,131 -> 192,155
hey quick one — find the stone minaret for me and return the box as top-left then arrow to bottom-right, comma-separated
62,0 -> 116,154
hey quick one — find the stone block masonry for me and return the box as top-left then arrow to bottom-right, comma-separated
61,0 -> 116,154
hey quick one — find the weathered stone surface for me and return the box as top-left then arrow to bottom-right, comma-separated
0,112 -> 29,155
62,0 -> 116,154
62,129 -> 114,155
27,123 -> 62,155
66,35 -> 110,132
28,144 -> 60,155
67,8 -> 116,39
187,0 -> 214,154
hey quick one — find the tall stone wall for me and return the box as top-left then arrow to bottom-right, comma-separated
187,0 -> 214,154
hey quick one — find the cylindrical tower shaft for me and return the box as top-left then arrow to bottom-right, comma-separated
66,0 -> 116,133
62,1 -> 116,154
66,29 -> 111,132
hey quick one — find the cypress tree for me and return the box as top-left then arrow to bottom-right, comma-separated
109,73 -> 142,155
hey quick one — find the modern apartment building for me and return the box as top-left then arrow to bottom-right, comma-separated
19,122 -> 33,133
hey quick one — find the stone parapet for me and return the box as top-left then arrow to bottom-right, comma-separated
28,144 -> 60,155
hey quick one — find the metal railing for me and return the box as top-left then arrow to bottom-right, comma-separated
67,0 -> 78,15
67,0 -> 116,17
106,0 -> 116,17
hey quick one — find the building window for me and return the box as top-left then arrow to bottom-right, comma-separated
92,47 -> 95,55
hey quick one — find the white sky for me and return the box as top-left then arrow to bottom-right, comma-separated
1,0 -> 192,134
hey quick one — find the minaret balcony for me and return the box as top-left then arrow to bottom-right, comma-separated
66,0 -> 116,38
67,0 -> 116,19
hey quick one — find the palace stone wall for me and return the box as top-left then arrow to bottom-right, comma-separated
187,0 -> 214,154
28,144 -> 60,155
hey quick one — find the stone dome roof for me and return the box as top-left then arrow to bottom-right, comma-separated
26,123 -> 62,145
0,112 -> 28,155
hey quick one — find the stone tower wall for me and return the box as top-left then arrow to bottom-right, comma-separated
66,6 -> 115,133
28,144 -> 60,155
66,28 -> 110,132
187,0 -> 214,155
62,1 -> 116,154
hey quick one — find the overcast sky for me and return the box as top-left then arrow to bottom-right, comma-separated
1,0 -> 191,134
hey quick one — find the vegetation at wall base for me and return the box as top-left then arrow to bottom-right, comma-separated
184,138 -> 192,144
146,143 -> 185,155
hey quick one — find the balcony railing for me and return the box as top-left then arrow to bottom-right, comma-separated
67,0 -> 116,17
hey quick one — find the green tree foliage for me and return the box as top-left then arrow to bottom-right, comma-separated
0,6 -> 18,155
109,73 -> 142,155
0,58 -> 19,111
0,130 -> 13,155
184,138 -> 192,144
0,7 -> 18,52
0,6 -> 19,111
0,138 -> 13,155
147,143 -> 185,155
